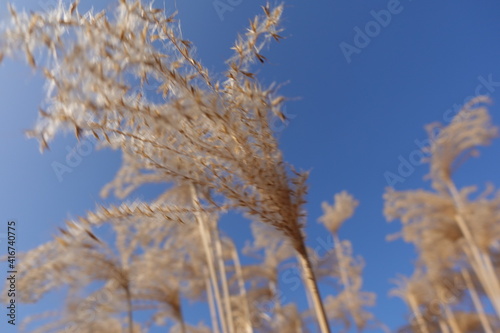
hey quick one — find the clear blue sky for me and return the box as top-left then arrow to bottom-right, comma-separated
1,0 -> 500,332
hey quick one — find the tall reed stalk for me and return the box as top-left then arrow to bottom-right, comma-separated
445,180 -> 500,318
190,185 -> 229,333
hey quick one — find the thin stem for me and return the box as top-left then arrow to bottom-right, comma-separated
176,292 -> 187,333
333,233 -> 350,290
205,268 -> 221,333
438,319 -> 451,333
212,224 -> 235,333
442,303 -> 460,333
231,245 -> 253,333
270,278 -> 282,327
461,269 -> 493,333
190,185 -> 228,333
446,180 -> 500,318
125,286 -> 134,333
332,232 -> 358,320
407,293 -> 430,333
296,248 -> 331,333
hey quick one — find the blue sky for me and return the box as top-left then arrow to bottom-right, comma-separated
1,0 -> 500,332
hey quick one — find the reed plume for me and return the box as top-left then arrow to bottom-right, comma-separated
0,0 -> 333,330
385,96 -> 500,332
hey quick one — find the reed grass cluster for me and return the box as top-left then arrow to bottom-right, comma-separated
385,97 -> 500,333
0,1 -> 499,332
